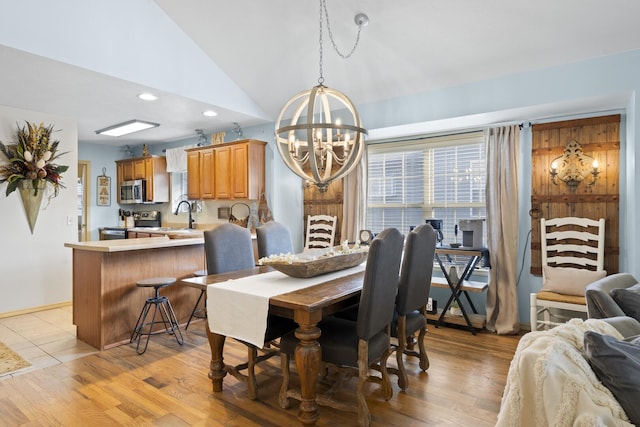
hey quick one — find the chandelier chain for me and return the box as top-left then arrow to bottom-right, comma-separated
318,0 -> 364,85
318,0 -> 324,85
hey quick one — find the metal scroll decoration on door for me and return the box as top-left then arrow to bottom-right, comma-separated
97,167 -> 111,206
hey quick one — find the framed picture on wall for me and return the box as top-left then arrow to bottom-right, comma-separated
97,171 -> 111,206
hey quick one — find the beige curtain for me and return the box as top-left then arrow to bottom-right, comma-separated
485,125 -> 520,334
342,148 -> 368,242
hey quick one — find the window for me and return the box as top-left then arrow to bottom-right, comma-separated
171,172 -> 189,212
366,131 -> 486,245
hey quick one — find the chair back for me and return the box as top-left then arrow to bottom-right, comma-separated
256,221 -> 294,258
204,223 -> 255,274
305,214 -> 337,249
541,217 -> 605,275
356,228 -> 404,340
396,224 -> 437,316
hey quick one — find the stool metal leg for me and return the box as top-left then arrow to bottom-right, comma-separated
162,298 -> 184,345
185,289 -> 206,330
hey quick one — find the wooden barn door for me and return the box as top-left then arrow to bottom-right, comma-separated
530,115 -> 620,275
303,179 -> 343,245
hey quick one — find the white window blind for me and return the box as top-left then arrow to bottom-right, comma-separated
367,131 -> 486,244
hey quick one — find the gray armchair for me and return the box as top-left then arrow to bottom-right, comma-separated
585,273 -> 639,319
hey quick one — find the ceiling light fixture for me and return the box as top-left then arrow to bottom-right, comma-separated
95,120 -> 160,137
275,0 -> 369,192
202,110 -> 218,117
137,93 -> 158,101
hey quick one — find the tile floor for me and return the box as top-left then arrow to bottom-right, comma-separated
0,305 -> 98,380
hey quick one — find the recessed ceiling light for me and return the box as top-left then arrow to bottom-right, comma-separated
137,93 -> 158,101
202,110 -> 218,117
95,120 -> 160,137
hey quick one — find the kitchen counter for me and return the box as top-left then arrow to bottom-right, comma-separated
126,227 -> 205,239
65,235 -> 204,251
66,236 -> 205,350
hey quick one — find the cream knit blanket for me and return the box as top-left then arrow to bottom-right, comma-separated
496,318 -> 633,427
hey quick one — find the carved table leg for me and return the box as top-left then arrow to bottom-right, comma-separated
206,320 -> 227,392
295,323 -> 322,426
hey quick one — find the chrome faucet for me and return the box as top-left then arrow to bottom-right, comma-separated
174,200 -> 195,229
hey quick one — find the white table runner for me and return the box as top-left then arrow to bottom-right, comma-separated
207,264 -> 366,347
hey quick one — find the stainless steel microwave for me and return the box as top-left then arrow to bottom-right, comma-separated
120,180 -> 146,204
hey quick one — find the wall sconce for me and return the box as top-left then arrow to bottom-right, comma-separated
549,140 -> 599,191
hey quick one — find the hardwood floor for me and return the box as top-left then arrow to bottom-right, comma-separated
0,316 -> 523,426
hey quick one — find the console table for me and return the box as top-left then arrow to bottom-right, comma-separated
426,247 -> 489,335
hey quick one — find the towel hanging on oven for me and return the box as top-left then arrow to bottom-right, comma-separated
229,203 -> 250,228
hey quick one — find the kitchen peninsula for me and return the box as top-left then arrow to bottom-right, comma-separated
65,236 -> 205,350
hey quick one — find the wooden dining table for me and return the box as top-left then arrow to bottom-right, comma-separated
180,265 -> 366,426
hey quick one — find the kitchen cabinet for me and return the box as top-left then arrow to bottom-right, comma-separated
214,145 -> 232,199
116,155 -> 169,203
186,139 -> 265,200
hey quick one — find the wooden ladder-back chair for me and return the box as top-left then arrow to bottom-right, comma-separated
530,217 -> 606,331
305,214 -> 337,249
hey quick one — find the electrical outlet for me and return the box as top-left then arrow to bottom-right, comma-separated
426,298 -> 437,314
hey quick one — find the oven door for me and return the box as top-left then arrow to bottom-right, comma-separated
100,228 -> 126,240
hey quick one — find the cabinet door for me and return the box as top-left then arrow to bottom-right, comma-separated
231,143 -> 249,198
133,159 -> 147,180
121,161 -> 134,181
200,148 -> 215,199
186,151 -> 201,199
214,146 -> 232,199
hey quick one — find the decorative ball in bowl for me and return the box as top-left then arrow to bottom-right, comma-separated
449,242 -> 461,248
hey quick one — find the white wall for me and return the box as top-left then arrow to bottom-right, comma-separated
0,105 -> 77,313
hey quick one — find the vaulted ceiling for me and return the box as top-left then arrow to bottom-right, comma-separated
1,0 -> 640,146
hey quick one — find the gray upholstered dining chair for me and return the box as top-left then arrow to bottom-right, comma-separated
389,223 -> 437,390
205,223 -> 296,400
279,227 -> 404,427
256,221 -> 294,259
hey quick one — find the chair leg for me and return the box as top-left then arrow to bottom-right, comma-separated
357,340 -> 372,427
416,326 -> 429,371
395,316 -> 409,390
530,293 -> 538,332
279,352 -> 291,409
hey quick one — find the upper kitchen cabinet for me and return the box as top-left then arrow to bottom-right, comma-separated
186,147 -> 215,199
186,139 -> 265,200
116,155 -> 169,203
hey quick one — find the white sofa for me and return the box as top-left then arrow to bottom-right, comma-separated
496,317 -> 640,427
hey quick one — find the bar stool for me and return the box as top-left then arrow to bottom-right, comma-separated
185,269 -> 207,330
130,277 -> 184,355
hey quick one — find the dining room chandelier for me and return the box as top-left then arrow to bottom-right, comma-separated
275,0 -> 368,192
